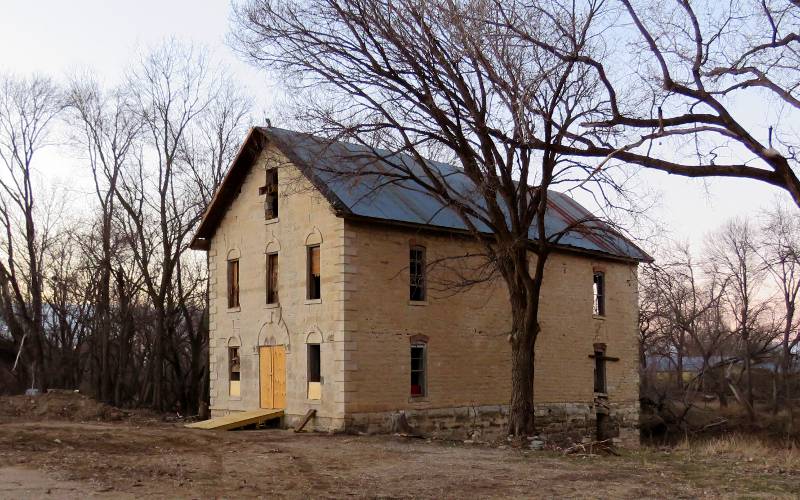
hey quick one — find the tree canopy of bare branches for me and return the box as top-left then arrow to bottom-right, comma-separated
499,0 -> 800,204
232,0 -> 644,435
0,42 -> 252,416
0,74 -> 63,391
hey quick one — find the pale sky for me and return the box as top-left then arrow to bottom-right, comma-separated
0,0 -> 793,255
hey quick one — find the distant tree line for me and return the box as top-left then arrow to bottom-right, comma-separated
640,204 -> 800,425
0,41 -> 252,416
2,0 -> 800,439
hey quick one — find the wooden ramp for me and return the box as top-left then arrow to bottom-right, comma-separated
185,409 -> 284,431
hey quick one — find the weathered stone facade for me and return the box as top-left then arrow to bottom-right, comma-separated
201,138 -> 642,445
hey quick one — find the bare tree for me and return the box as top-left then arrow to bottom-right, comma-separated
112,41 -> 217,410
707,218 -> 772,420
653,246 -> 728,388
510,0 -> 800,205
760,202 -> 800,425
181,77 -> 253,208
232,0 -> 643,435
66,77 -> 142,403
42,223 -> 95,391
0,74 -> 62,391
106,41 -> 252,412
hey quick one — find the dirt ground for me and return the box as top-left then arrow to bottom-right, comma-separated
0,395 -> 798,499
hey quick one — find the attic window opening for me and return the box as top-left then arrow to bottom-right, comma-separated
260,168 -> 279,219
593,271 -> 605,316
410,245 -> 426,301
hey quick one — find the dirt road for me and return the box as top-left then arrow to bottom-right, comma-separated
0,419 -> 797,499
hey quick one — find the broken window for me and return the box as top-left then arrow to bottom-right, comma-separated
266,253 -> 279,304
259,168 -> 279,219
307,245 -> 321,300
229,347 -> 241,397
410,342 -> 426,397
593,344 -> 607,393
227,259 -> 240,309
409,245 -> 426,301
592,271 -> 605,316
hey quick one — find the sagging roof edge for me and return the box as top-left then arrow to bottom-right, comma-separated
190,127 -> 653,264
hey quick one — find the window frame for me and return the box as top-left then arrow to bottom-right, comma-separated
592,271 -> 605,317
307,344 -> 321,383
409,245 -> 427,302
229,346 -> 241,396
260,168 -> 279,220
307,245 -> 321,300
593,344 -> 607,394
266,252 -> 279,305
410,342 -> 427,397
227,259 -> 240,309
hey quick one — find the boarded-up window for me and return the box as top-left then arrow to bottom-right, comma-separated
266,253 -> 279,304
307,245 -> 321,300
410,245 -> 426,301
260,169 -> 279,219
229,347 -> 241,396
410,343 -> 426,397
227,259 -> 240,309
593,271 -> 605,316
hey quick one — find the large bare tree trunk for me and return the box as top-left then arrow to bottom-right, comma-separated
509,314 -> 537,436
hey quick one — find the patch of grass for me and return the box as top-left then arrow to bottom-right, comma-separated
690,434 -> 799,472
643,435 -> 800,497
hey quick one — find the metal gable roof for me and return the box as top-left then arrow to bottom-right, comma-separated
192,126 -> 652,263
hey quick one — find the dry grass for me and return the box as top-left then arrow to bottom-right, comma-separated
680,434 -> 800,471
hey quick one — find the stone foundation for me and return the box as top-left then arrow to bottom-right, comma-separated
345,401 -> 640,446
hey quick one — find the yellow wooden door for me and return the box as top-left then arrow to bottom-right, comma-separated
272,346 -> 286,409
259,346 -> 287,410
259,346 -> 273,409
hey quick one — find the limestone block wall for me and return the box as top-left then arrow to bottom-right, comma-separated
341,221 -> 640,439
207,146 -> 347,430
345,401 -> 639,446
203,144 -> 641,441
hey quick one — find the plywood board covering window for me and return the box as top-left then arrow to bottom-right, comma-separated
410,343 -> 426,396
410,245 -> 426,301
266,253 -> 279,304
307,245 -> 321,300
227,259 -> 240,309
592,271 -> 605,316
307,344 -> 321,400
229,347 -> 241,397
